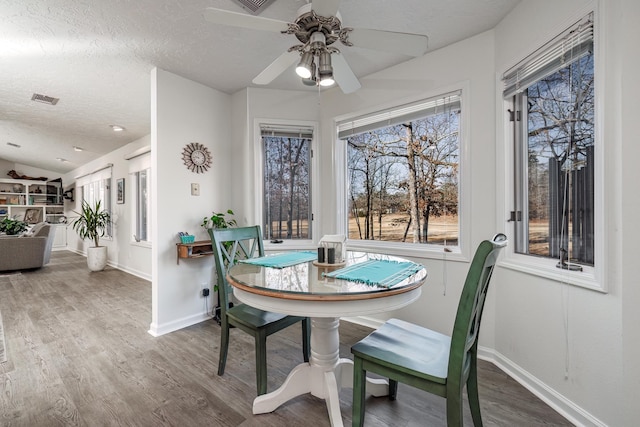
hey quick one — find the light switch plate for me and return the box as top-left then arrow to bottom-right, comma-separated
191,183 -> 200,196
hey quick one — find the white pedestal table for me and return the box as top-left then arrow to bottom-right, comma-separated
226,251 -> 427,427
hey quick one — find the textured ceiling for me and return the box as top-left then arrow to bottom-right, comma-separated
0,0 -> 520,174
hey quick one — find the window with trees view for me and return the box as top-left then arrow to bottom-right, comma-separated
338,92 -> 461,247
261,124 -> 313,241
504,13 -> 594,270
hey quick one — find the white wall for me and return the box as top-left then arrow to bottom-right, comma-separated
619,0 -> 640,424
2,163 -> 58,181
493,0 -> 635,425
62,135 -> 152,280
149,68 -> 232,336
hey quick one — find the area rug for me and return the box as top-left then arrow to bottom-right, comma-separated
0,309 -> 6,363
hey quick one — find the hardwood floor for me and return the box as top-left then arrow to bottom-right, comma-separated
0,251 -> 573,426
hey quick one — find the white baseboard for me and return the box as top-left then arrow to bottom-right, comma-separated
112,263 -> 151,281
478,347 -> 606,427
148,311 -> 212,337
64,248 -> 151,281
341,315 -> 384,329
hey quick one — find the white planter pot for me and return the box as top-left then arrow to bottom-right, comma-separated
87,246 -> 108,271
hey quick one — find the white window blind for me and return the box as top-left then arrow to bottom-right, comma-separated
502,13 -> 593,98
260,124 -> 313,139
337,91 -> 461,139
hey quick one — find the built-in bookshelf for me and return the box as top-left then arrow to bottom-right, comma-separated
0,178 -> 64,224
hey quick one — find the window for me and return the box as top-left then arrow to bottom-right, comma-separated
503,13 -> 595,273
127,149 -> 151,243
133,169 -> 150,242
77,165 -> 112,238
260,123 -> 314,242
337,91 -> 461,250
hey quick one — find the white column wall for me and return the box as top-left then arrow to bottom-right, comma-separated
149,68 -> 231,336
619,0 -> 640,424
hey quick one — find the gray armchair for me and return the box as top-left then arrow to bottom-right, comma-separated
0,223 -> 55,271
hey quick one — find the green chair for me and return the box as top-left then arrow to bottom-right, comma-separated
209,225 -> 310,396
351,234 -> 507,426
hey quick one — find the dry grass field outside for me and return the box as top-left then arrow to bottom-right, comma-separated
348,213 -> 458,244
265,213 -> 458,244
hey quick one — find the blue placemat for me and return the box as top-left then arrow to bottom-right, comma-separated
323,259 -> 423,288
239,251 -> 317,269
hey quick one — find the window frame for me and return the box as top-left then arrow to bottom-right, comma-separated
126,149 -> 152,247
498,7 -> 606,292
254,118 -> 319,250
333,83 -> 471,262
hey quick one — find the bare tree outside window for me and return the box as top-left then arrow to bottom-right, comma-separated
262,131 -> 312,240
522,53 -> 595,265
344,97 -> 460,246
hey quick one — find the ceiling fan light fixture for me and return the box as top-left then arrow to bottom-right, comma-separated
295,52 -> 314,79
319,73 -> 335,87
318,51 -> 334,87
302,75 -> 317,86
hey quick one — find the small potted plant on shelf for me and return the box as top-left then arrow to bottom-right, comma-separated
201,209 -> 237,229
0,218 -> 28,235
71,200 -> 111,271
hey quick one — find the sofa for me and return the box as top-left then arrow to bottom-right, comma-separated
0,223 -> 55,271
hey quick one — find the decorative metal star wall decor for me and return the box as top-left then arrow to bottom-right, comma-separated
182,142 -> 212,173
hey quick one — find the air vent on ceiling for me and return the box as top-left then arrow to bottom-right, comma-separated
230,0 -> 276,15
31,93 -> 59,105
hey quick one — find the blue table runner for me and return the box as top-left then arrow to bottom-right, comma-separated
239,251 -> 317,269
323,259 -> 423,288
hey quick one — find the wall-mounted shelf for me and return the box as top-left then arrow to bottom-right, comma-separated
176,240 -> 213,264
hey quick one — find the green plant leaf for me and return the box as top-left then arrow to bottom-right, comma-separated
71,200 -> 111,247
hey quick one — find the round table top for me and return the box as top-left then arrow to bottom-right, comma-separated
226,251 -> 427,302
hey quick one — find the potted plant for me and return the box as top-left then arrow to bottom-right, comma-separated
201,209 -> 238,323
71,200 -> 111,271
0,218 -> 28,235
201,209 -> 237,229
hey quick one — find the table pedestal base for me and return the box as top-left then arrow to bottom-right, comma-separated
252,317 -> 388,427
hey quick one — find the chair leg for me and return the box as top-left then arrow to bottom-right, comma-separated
218,317 -> 230,376
467,358 -> 483,427
389,379 -> 398,401
352,357 -> 366,427
302,318 -> 311,362
255,331 -> 268,395
445,389 -> 464,427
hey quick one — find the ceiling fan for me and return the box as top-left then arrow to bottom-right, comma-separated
203,0 -> 428,94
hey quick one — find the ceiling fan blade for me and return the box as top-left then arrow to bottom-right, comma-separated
332,53 -> 361,94
348,28 -> 429,57
203,7 -> 289,32
311,0 -> 341,17
253,50 -> 300,85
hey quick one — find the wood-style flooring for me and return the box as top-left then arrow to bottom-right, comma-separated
0,251 -> 573,426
